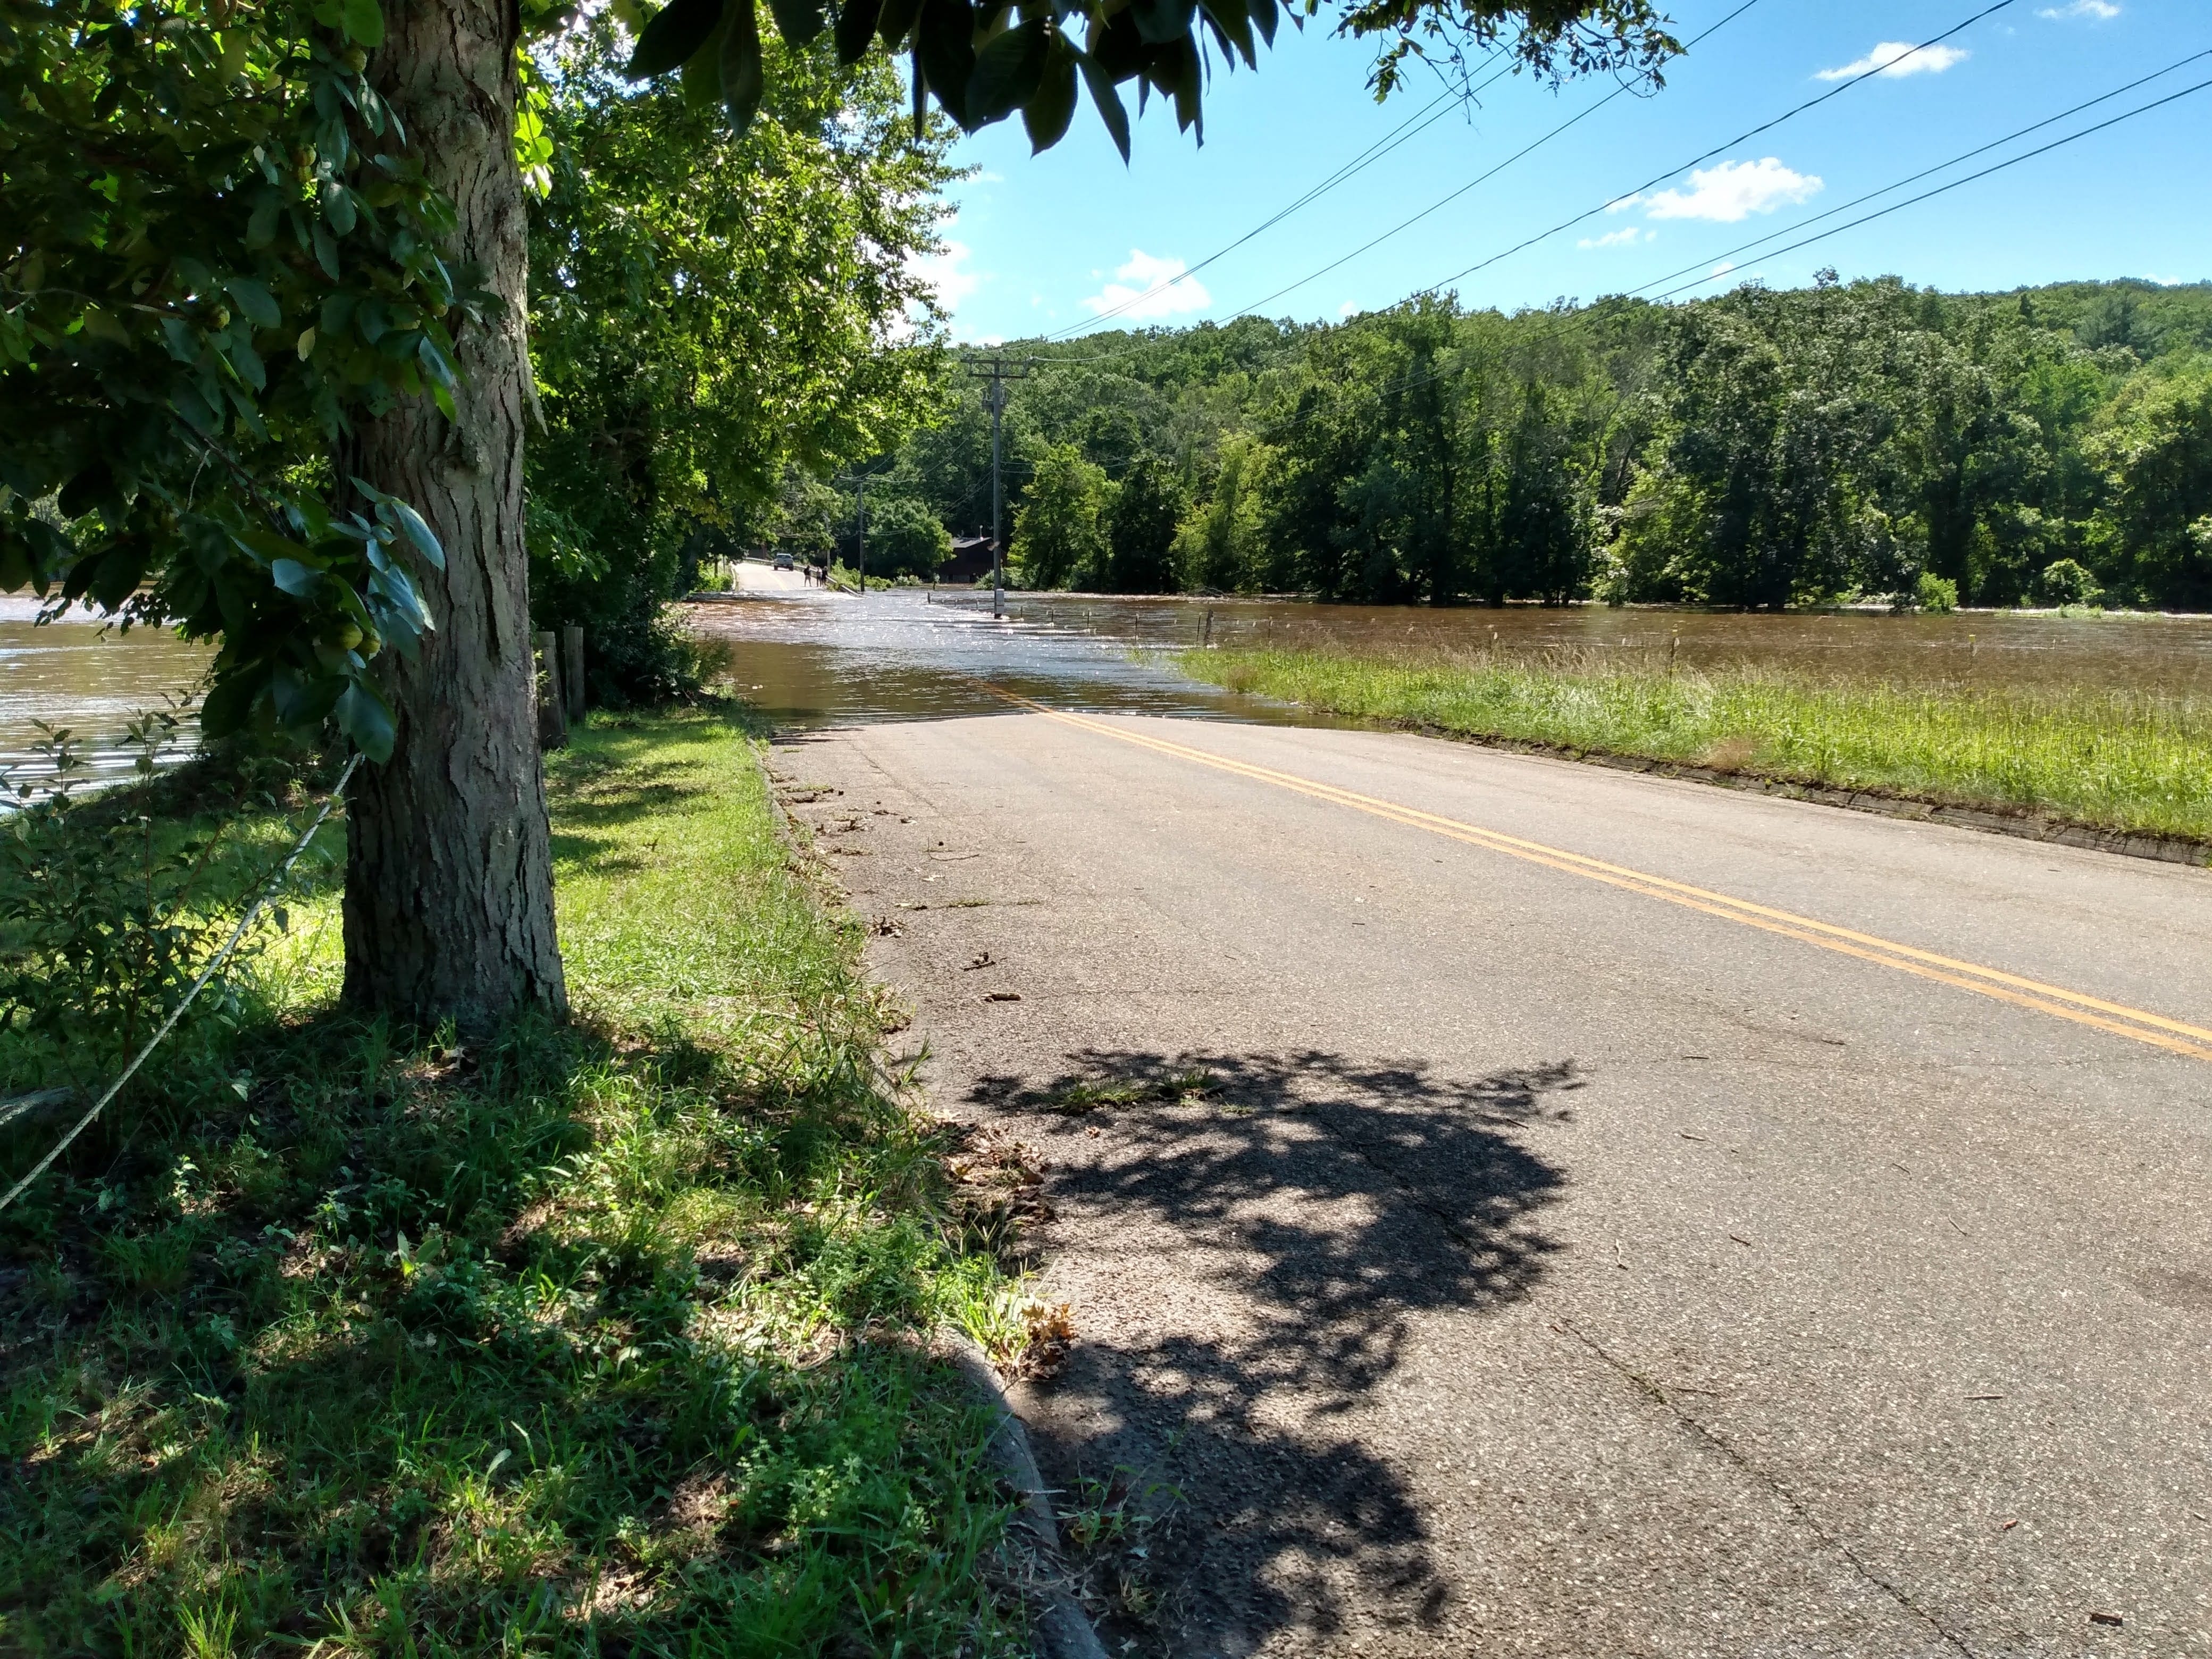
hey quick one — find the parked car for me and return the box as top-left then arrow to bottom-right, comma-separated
772,551 -> 794,571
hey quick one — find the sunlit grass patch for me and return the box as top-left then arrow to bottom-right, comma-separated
1185,646 -> 2212,845
1,707 -> 1034,1656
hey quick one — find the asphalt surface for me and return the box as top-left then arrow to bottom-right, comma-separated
772,700 -> 2212,1659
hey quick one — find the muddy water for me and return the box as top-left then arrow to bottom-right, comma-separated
687,589 -> 1351,728
9,583 -> 2206,795
691,588 -> 2212,734
951,593 -> 2212,697
0,598 -> 212,796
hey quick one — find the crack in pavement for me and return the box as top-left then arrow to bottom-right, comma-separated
1557,1318 -> 1980,1659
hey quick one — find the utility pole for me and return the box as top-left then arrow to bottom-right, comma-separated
835,468 -> 878,596
964,355 -> 1032,618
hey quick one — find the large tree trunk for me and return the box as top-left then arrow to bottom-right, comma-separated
340,0 -> 567,1030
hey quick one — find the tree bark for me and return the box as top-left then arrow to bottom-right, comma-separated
340,0 -> 568,1030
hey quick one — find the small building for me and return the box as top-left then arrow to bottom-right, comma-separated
939,535 -> 998,585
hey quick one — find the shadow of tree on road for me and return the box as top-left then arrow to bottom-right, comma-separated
965,1050 -> 1581,1656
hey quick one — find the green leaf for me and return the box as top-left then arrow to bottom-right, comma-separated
833,0 -> 881,63
967,18 -> 1047,127
1246,0 -> 1277,48
1128,0 -> 1191,47
721,0 -> 765,131
198,668 -> 267,741
682,10 -> 729,108
1198,0 -> 1253,68
384,498 -> 445,570
1021,31 -> 1078,153
764,0 -> 823,46
1077,53 -> 1130,163
271,558 -> 324,598
626,0 -> 725,78
875,0 -> 921,50
224,277 -> 281,330
916,0 -> 975,128
333,682 -> 397,761
341,0 -> 386,46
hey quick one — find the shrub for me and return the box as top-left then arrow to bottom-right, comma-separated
2038,557 -> 2103,607
1914,572 -> 1959,613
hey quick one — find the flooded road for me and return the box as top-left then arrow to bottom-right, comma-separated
8,582 -> 2209,796
685,589 -> 1350,728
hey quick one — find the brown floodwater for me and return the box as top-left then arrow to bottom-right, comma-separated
690,588 -> 2212,736
9,586 -> 2208,797
959,593 -> 2212,697
686,589 -> 1350,728
0,597 -> 212,797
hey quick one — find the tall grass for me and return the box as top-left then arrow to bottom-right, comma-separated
1184,645 -> 2212,844
1,708 -> 1031,1657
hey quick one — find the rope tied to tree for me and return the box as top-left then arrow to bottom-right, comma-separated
0,753 -> 364,1216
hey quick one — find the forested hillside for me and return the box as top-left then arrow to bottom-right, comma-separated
861,278 -> 2212,610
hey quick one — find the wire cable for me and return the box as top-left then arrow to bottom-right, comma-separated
1231,0 -> 1766,318
1624,46 -> 2212,299
1260,55 -> 2212,436
1375,0 -> 2025,313
1045,88 -> 1465,338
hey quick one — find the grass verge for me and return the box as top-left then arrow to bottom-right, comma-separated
2,706 -> 1033,1656
1182,646 -> 2212,846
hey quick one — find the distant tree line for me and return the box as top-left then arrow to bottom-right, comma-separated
856,276 -> 2212,610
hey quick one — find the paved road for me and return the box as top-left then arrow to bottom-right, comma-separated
774,705 -> 2212,1659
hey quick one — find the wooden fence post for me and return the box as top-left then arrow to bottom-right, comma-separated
562,626 -> 586,723
535,631 -> 566,749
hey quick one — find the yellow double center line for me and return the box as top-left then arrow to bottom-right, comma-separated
985,687 -> 2212,1065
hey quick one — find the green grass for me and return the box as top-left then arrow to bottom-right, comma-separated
1,707 -> 1034,1657
1183,646 -> 2212,845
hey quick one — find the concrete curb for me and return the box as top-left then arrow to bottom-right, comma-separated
944,1336 -> 1109,1659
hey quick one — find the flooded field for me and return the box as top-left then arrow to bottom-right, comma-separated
0,597 -> 212,795
10,584 -> 2211,797
951,592 -> 2212,698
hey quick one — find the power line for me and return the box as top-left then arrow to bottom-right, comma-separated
1230,0 -> 1766,319
1644,72 -> 2212,303
1262,54 -> 2212,436
1626,45 -> 2212,300
1047,71 -> 1489,339
1386,0 -> 2026,312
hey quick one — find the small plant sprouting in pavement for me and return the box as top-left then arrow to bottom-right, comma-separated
1046,1067 -> 1219,1116
1060,1469 -> 1182,1634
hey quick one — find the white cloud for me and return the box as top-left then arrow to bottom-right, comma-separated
1080,249 -> 1211,321
2145,273 -> 2184,287
1605,194 -> 1645,215
1643,158 -> 1823,223
1816,40 -> 1971,80
1710,263 -> 1738,280
908,229 -> 980,313
1338,300 -> 1360,318
2038,1 -> 2119,19
1579,227 -> 1651,249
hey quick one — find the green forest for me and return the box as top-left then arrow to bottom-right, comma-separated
851,276 -> 2212,613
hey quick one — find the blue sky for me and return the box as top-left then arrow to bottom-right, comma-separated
917,0 -> 2211,342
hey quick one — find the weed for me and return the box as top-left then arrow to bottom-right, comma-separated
0,707 -> 1029,1656
1186,647 -> 2212,844
1046,1068 -> 1218,1115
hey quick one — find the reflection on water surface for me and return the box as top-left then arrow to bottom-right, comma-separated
7,584 -> 2208,797
960,592 -> 2212,697
693,588 -> 2212,735
0,597 -> 211,795
687,589 -> 1348,728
